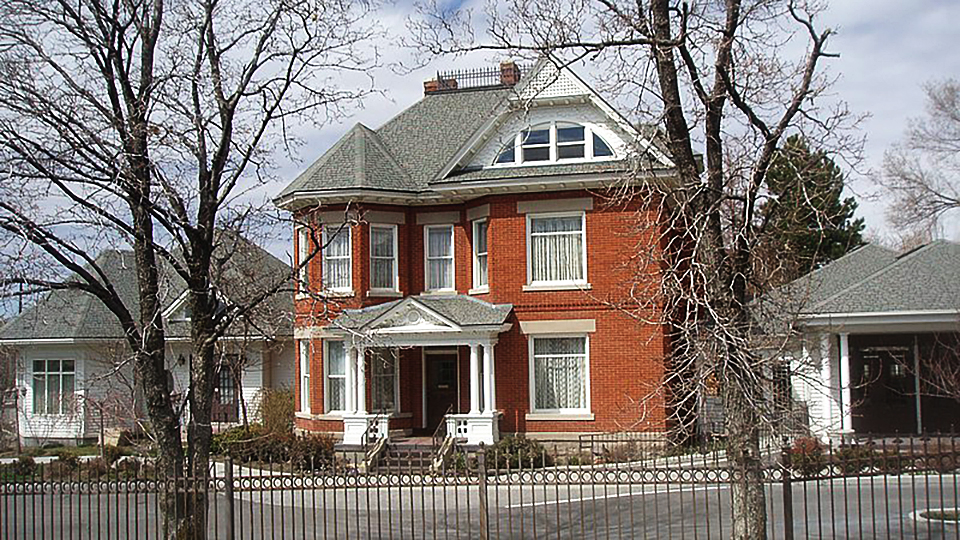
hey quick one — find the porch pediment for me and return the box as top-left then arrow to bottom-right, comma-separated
366,299 -> 460,334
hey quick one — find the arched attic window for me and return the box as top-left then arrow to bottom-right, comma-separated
494,121 -> 615,165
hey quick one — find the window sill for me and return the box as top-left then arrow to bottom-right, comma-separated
296,412 -> 342,421
321,289 -> 355,299
525,413 -> 595,422
468,286 -> 490,295
367,290 -> 402,298
522,283 -> 591,292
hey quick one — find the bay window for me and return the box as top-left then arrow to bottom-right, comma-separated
425,225 -> 454,291
472,219 -> 489,290
370,225 -> 398,292
527,213 -> 586,285
530,337 -> 589,413
32,359 -> 75,415
324,340 -> 346,413
322,225 -> 352,292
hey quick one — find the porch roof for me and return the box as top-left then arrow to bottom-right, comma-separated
331,294 -> 512,331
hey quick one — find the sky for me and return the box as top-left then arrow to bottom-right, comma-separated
253,0 -> 960,256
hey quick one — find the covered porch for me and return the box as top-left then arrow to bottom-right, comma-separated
323,295 -> 513,447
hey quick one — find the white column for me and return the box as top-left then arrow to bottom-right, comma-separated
469,343 -> 481,414
819,333 -> 833,432
482,342 -> 495,414
356,347 -> 367,415
838,333 -> 852,433
347,346 -> 358,413
489,343 -> 496,411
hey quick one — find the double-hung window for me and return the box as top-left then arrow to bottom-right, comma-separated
296,228 -> 311,292
324,340 -> 347,413
527,213 -> 586,285
322,225 -> 352,293
530,337 -> 589,413
425,225 -> 454,291
520,127 -> 551,162
32,359 -> 75,415
299,342 -> 311,413
370,225 -> 398,293
370,349 -> 398,413
472,219 -> 489,290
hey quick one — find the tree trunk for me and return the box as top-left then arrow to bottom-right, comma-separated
723,359 -> 767,540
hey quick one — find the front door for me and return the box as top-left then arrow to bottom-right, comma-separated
212,363 -> 239,423
852,347 -> 916,434
425,352 -> 458,433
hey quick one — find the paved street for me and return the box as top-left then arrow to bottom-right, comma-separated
2,474 -> 958,538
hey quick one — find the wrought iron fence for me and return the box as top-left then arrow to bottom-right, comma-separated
1,434 -> 959,539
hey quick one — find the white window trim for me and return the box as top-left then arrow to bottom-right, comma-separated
369,224 -> 399,295
299,341 -> 311,414
321,225 -> 353,295
370,348 -> 401,413
323,340 -> 347,414
525,211 -> 589,289
30,358 -> 77,417
493,121 -> 618,167
471,218 -> 489,293
527,335 -> 591,415
424,224 -> 456,293
296,227 -> 311,298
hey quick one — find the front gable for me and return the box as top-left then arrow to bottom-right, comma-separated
362,298 -> 461,334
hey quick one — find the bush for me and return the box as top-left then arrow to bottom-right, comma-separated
81,458 -> 109,478
259,388 -> 295,435
789,437 -> 826,478
211,424 -> 272,458
0,456 -> 37,481
834,444 -> 874,475
212,424 -> 335,472
485,436 -> 553,469
289,434 -> 336,472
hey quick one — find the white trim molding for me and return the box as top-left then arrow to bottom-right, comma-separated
417,211 -> 461,225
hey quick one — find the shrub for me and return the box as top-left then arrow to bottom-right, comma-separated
289,434 -> 336,472
259,388 -> 295,435
0,456 -> 37,481
81,458 -> 109,478
485,436 -> 553,469
211,424 -> 272,458
834,444 -> 874,475
789,437 -> 826,478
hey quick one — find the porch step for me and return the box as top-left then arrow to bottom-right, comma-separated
374,443 -> 438,472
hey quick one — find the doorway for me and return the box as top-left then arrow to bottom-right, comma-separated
424,350 -> 459,433
851,346 -> 916,434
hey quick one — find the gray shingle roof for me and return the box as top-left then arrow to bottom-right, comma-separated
278,89 -> 509,198
331,294 -> 512,330
441,161 -> 631,183
0,236 -> 293,342
805,240 -> 960,314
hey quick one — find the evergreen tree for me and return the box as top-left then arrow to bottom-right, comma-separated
762,135 -> 865,282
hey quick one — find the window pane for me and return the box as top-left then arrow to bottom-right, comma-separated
325,228 -> 350,257
33,360 -> 45,374
495,144 -> 515,164
47,360 -> 60,372
534,337 -> 586,410
371,227 -> 394,258
557,144 -> 585,159
327,341 -> 345,375
534,337 -> 586,355
328,379 -> 345,411
33,374 -> 46,414
522,146 -> 550,162
371,259 -> 395,289
428,259 -> 453,290
532,216 -> 582,233
62,360 -> 74,373
371,350 -> 396,412
557,126 -> 584,143
427,227 -> 452,258
522,128 -> 549,145
593,133 -> 613,157
47,373 -> 60,414
476,255 -> 488,287
61,375 -> 75,413
475,220 -> 488,253
300,342 -> 310,375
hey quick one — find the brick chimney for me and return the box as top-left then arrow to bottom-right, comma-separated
500,61 -> 521,87
423,76 -> 459,95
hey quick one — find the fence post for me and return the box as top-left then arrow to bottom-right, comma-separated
780,444 -> 794,540
224,454 -> 236,540
477,444 -> 490,540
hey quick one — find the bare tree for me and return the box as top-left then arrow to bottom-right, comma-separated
408,1 -> 860,538
882,79 -> 960,235
0,0 -> 379,536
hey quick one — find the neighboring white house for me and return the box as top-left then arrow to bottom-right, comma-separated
762,241 -> 960,440
0,236 -> 295,447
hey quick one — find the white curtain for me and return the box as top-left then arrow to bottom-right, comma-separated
427,226 -> 453,289
370,349 -> 397,412
370,227 -> 395,289
323,227 -> 351,290
325,341 -> 346,411
534,337 -> 586,410
531,216 -> 583,282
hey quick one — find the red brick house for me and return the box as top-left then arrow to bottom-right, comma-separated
274,60 -> 676,446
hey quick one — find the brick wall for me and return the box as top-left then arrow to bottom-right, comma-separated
292,190 -> 670,435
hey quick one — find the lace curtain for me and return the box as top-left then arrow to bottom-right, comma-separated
530,216 -> 583,282
370,226 -> 395,290
533,337 -> 586,410
323,227 -> 351,290
474,220 -> 488,287
427,226 -> 453,289
325,341 -> 346,411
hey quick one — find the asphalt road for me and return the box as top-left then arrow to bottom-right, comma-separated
2,474 -> 958,539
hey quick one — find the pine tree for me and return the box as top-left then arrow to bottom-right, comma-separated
762,135 -> 865,283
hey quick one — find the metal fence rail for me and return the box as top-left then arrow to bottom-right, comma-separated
1,434 -> 959,539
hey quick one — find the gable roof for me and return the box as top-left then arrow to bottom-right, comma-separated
275,60 -> 676,207
0,236 -> 293,342
330,294 -> 512,331
803,240 -> 960,315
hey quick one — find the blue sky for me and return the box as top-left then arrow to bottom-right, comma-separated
257,0 -> 960,256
